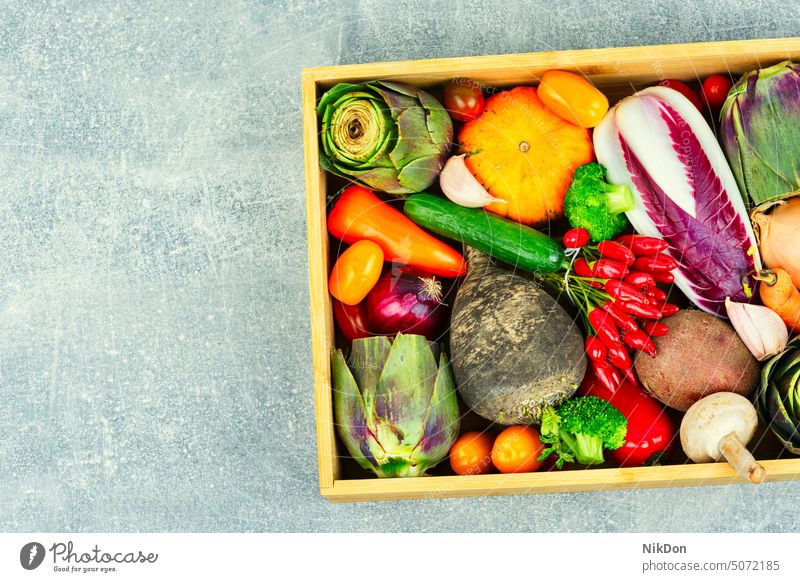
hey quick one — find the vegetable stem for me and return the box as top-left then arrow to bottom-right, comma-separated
604,183 -> 635,215
718,432 -> 765,484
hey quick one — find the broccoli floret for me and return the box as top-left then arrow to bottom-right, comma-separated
538,395 -> 627,468
563,163 -> 635,242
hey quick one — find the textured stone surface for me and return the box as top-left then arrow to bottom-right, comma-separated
1,0 -> 799,532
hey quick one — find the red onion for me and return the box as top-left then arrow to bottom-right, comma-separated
366,267 -> 448,341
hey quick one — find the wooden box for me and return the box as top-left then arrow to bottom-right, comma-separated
302,38 -> 800,502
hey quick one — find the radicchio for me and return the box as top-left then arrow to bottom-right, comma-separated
594,86 -> 760,316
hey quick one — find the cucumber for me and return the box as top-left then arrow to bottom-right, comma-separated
403,193 -> 566,274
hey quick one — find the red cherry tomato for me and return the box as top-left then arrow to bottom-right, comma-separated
563,227 -> 590,248
658,79 -> 703,111
701,74 -> 734,115
443,79 -> 485,122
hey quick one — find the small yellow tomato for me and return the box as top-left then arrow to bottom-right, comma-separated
329,240 -> 384,305
537,70 -> 609,128
491,425 -> 544,474
449,431 -> 495,476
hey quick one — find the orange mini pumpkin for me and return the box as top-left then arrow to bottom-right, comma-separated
458,86 -> 594,226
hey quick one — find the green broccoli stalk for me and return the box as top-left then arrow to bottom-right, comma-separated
563,162 -> 635,242
538,395 -> 627,468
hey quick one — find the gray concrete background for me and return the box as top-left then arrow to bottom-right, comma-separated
1,0 -> 799,532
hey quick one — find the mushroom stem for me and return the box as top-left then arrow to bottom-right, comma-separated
718,432 -> 765,484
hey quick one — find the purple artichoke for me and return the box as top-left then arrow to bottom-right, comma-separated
332,333 -> 459,478
721,61 -> 800,206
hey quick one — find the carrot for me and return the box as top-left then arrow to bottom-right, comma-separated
759,268 -> 800,334
327,185 -> 466,278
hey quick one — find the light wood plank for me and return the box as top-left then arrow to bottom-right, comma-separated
304,37 -> 800,91
302,71 -> 338,487
322,459 -> 800,502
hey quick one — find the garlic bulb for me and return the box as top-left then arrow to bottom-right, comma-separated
725,297 -> 789,361
438,154 -> 505,208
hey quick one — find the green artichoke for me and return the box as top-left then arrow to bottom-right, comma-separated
757,336 -> 800,454
332,333 -> 459,478
721,61 -> 800,206
317,81 -> 453,195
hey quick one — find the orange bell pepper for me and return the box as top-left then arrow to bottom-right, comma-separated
327,185 -> 466,278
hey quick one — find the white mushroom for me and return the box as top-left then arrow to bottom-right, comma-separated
680,392 -> 765,484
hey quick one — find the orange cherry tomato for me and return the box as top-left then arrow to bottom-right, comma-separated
491,425 -> 545,473
449,431 -> 495,476
328,240 -> 384,305
537,70 -> 609,128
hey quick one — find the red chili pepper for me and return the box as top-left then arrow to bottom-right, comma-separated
633,254 -> 677,273
600,300 -> 639,334
651,271 -> 675,284
605,279 -> 648,303
589,359 -> 623,395
623,271 -> 656,290
591,258 -> 629,279
607,343 -> 633,369
644,287 -> 667,302
643,321 -> 669,337
615,234 -> 669,255
563,227 -> 590,248
616,298 -> 664,320
597,240 -> 635,264
622,327 -> 657,356
654,302 -> 680,317
588,308 -> 621,347
584,336 -> 607,362
573,257 -> 603,288
580,373 -> 676,468
332,299 -> 372,343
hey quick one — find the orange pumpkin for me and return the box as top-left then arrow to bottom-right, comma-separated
458,86 -> 594,226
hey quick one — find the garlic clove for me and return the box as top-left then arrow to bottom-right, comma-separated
725,297 -> 789,361
439,154 -> 507,208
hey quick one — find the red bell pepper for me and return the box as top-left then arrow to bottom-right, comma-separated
580,371 -> 676,467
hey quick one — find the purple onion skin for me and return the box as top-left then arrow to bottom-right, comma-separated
366,268 -> 448,341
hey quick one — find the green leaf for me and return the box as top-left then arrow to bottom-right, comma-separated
316,83 -> 367,115
413,352 -> 460,473
373,334 -> 439,449
349,336 -> 393,414
331,349 -> 379,472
